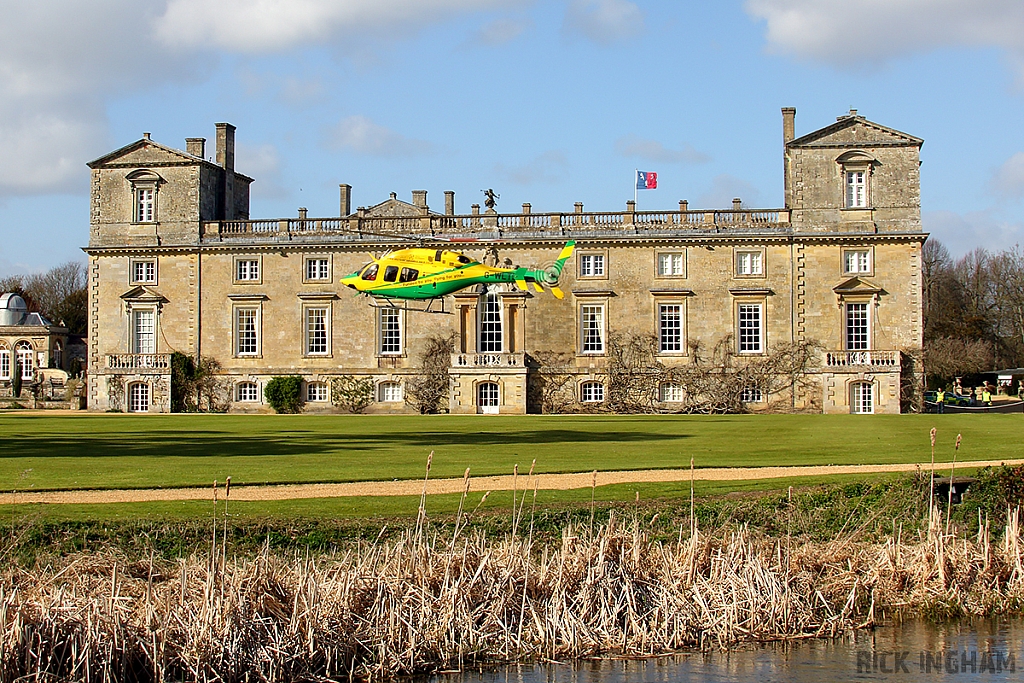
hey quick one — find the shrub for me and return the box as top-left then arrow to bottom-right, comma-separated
264,376 -> 304,413
332,375 -> 374,413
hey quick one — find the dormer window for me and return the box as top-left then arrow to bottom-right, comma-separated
845,171 -> 866,208
126,170 -> 162,223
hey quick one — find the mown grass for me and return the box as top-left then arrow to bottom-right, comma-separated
1,412 -> 1016,492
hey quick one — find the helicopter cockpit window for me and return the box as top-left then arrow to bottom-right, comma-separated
383,265 -> 399,282
435,250 -> 443,262
399,267 -> 419,282
360,263 -> 378,281
457,255 -> 472,265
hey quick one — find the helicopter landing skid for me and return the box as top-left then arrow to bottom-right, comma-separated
372,297 -> 452,314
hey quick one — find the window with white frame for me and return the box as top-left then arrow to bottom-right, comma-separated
851,382 -> 874,414
307,382 -> 329,402
579,253 -> 605,277
581,381 -> 604,403
135,188 -> 155,223
736,250 -> 763,276
235,259 -> 260,281
737,303 -> 762,353
132,260 -> 157,284
128,382 -> 150,412
660,383 -> 684,402
305,307 -> 329,355
235,308 -> 259,356
845,302 -> 870,351
478,382 -> 499,408
0,346 -> 10,380
843,249 -> 871,274
845,171 -> 867,208
378,381 -> 403,402
133,310 -> 155,354
478,294 -> 503,353
305,258 -> 329,281
379,307 -> 402,355
237,382 -> 259,402
580,304 -> 605,354
53,342 -> 62,370
741,386 -> 763,403
659,303 -> 683,353
657,252 -> 685,277
15,342 -> 33,380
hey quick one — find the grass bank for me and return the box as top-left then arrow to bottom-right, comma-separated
1,412 -> 1017,492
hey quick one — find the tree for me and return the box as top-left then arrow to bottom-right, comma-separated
332,375 -> 375,413
405,333 -> 455,414
264,376 -> 304,413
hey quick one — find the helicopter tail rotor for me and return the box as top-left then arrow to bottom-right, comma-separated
518,241 -> 575,298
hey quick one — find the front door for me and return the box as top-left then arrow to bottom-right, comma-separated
478,382 -> 499,414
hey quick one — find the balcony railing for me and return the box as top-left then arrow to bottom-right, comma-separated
106,353 -> 172,372
824,350 -> 899,369
451,352 -> 525,368
203,208 -> 791,241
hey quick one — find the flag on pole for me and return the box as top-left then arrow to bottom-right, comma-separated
636,170 -> 658,190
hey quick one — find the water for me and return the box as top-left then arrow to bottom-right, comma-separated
432,620 -> 1023,683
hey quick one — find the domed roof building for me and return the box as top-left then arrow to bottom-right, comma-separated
0,292 -> 69,394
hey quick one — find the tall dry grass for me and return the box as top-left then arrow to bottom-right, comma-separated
2,499 -> 1023,682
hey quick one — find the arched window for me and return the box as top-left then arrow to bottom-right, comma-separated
126,169 -> 162,223
581,381 -> 604,403
477,382 -> 499,413
15,342 -> 33,380
236,382 -> 259,402
52,341 -> 63,370
0,343 -> 10,381
851,382 -> 874,414
306,382 -> 329,403
128,382 -> 150,413
378,381 -> 403,402
478,294 -> 503,353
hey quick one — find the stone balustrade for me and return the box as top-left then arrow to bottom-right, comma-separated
824,350 -> 899,369
106,353 -> 172,372
202,208 -> 791,241
451,352 -> 525,368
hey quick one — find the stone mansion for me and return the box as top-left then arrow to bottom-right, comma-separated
84,109 -> 925,414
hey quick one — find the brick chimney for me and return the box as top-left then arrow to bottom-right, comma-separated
186,137 -> 206,158
782,107 -> 796,144
215,123 -> 235,171
339,184 -> 352,216
412,190 -> 428,209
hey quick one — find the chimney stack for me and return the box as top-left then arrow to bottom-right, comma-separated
732,198 -> 742,210
412,190 -> 428,208
186,137 -> 206,158
339,184 -> 352,216
782,107 -> 796,145
444,190 -> 455,215
215,123 -> 235,171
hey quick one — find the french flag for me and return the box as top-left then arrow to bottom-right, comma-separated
636,170 -> 657,190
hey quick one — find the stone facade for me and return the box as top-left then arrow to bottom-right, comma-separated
84,110 -> 925,415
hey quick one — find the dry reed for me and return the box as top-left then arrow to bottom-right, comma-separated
2,498 -> 1023,682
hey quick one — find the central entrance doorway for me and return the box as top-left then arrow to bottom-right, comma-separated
477,382 -> 499,414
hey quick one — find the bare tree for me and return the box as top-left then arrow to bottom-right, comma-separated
406,333 -> 455,414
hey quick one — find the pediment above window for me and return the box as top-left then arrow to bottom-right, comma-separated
120,286 -> 168,305
833,277 -> 884,297
835,150 -> 877,168
125,169 -> 164,185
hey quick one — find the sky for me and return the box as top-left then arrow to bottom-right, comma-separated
2,0 -> 1024,276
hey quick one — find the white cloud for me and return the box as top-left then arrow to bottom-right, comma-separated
746,0 -> 1024,77
563,0 -> 644,45
992,152 -> 1024,200
615,135 -> 710,164
0,0 -> 519,197
469,16 -> 532,46
924,209 -> 1024,257
696,174 -> 763,209
155,0 -> 523,52
329,115 -> 435,157
235,142 -> 290,199
494,150 -> 568,185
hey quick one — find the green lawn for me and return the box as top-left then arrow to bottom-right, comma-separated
0,412 -> 1015,493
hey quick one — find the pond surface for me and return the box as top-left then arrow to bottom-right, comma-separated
432,620 -> 1023,683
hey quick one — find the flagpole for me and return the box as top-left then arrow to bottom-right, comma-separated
634,169 -> 638,206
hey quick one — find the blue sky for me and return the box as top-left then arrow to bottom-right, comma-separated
2,0 -> 1024,276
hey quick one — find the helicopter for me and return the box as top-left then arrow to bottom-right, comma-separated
340,241 -> 576,310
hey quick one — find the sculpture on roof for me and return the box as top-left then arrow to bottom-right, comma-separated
482,188 -> 499,211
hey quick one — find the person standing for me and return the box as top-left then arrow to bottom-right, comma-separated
936,386 -> 945,413
982,386 -> 992,407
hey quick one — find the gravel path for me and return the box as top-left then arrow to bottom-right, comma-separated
3,458 -> 1023,506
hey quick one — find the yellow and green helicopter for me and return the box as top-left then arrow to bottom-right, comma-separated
340,241 -> 575,310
